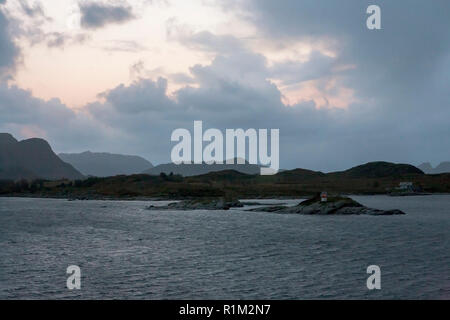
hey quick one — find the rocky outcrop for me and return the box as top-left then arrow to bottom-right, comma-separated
146,198 -> 244,211
247,195 -> 405,215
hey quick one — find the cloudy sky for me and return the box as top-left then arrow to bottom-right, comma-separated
0,0 -> 449,171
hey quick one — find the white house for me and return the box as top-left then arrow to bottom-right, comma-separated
398,182 -> 413,191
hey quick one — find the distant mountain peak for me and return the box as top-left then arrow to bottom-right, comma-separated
417,162 -> 433,174
58,151 -> 153,177
18,137 -> 52,149
0,133 -> 18,145
419,161 -> 450,174
0,133 -> 83,180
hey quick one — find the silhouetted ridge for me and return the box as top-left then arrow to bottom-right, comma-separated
0,133 -> 18,145
0,134 -> 84,180
189,169 -> 255,182
277,168 -> 325,178
144,158 -> 263,176
336,161 -> 424,178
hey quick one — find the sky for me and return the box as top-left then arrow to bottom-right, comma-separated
0,0 -> 449,171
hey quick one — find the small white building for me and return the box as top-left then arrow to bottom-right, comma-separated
398,182 -> 413,191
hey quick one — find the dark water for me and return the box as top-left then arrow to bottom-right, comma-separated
0,195 -> 449,299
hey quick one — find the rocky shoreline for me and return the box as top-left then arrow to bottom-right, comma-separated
146,198 -> 244,210
144,194 -> 406,215
247,195 -> 405,215
388,191 -> 432,197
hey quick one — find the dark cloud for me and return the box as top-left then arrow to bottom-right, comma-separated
5,0 -> 86,50
79,2 -> 135,29
0,84 -> 74,124
19,0 -> 46,18
22,28 -> 90,49
0,83 -> 107,153
45,32 -> 89,48
97,78 -> 174,114
0,9 -> 20,79
234,0 -> 450,105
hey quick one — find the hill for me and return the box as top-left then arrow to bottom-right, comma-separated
333,161 -> 424,178
275,168 -> 326,179
59,151 -> 153,177
0,133 -> 84,180
143,159 -> 263,176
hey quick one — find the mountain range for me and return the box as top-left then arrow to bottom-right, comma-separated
1,132 -> 446,183
59,151 -> 153,177
417,162 -> 450,174
2,132 -> 449,197
0,133 -> 83,180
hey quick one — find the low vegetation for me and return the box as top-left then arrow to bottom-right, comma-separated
1,162 -> 449,199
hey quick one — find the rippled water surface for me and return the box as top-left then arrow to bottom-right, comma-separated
0,195 -> 449,299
